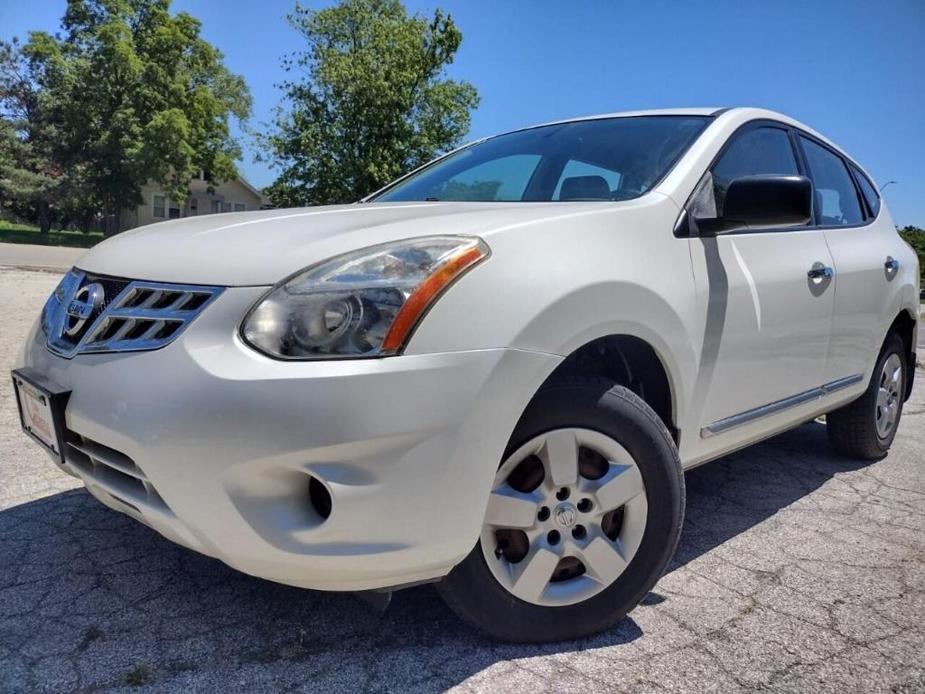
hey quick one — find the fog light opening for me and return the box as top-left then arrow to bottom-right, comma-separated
308,476 -> 332,520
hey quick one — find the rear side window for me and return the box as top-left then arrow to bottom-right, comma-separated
711,127 -> 799,216
799,137 -> 864,226
851,165 -> 880,218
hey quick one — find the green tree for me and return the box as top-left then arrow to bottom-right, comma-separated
898,225 -> 925,287
264,0 -> 479,207
0,39 -> 66,234
20,0 -> 251,235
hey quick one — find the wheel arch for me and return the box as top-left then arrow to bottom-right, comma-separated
531,333 -> 680,443
887,308 -> 917,400
505,281 -> 696,446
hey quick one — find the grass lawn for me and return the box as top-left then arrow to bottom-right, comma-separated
0,222 -> 103,248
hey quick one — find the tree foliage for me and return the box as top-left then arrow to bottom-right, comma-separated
0,39 -> 71,233
898,225 -> 925,287
1,0 -> 251,234
264,0 -> 479,207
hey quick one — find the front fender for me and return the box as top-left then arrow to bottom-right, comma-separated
510,282 -> 697,418
406,198 -> 699,436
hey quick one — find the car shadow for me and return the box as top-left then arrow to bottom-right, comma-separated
0,420 -> 872,692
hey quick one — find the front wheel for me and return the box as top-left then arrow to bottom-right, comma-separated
437,377 -> 685,642
827,333 -> 908,460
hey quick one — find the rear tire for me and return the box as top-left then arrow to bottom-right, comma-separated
827,333 -> 907,460
438,376 -> 684,643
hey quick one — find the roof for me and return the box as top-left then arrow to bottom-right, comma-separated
366,107 -> 874,201
235,175 -> 269,205
519,107 -> 724,131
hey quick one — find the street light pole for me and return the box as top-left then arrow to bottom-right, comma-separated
880,180 -> 897,192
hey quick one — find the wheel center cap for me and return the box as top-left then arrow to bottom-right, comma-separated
554,502 -> 577,528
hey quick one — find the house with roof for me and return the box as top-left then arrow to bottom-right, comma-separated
120,172 -> 267,231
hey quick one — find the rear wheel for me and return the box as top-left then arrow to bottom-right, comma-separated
827,333 -> 907,460
438,377 -> 684,642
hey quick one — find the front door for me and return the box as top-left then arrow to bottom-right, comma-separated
690,230 -> 836,431
686,124 -> 835,447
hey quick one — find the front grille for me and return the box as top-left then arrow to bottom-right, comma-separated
44,270 -> 223,358
64,431 -> 172,516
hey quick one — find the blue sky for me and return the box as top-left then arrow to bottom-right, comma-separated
2,0 -> 923,225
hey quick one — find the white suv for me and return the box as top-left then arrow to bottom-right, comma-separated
13,107 -> 918,642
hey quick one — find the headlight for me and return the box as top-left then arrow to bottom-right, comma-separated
40,271 -> 80,336
241,236 -> 489,359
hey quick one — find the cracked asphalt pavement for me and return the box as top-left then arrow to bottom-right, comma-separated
1,268 -> 924,693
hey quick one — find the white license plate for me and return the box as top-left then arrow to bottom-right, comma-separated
12,369 -> 70,462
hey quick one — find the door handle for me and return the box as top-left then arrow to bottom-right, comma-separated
884,256 -> 900,273
807,262 -> 834,281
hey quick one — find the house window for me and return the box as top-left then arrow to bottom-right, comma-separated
153,193 -> 181,219
233,203 -> 246,212
153,194 -> 166,218
221,202 -> 232,213
211,200 -> 221,214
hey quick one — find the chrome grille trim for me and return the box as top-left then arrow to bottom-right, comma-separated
44,270 -> 223,358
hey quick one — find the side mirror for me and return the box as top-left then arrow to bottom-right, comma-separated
696,174 -> 813,236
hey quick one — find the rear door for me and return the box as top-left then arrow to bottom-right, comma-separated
687,124 -> 836,438
797,135 -> 898,386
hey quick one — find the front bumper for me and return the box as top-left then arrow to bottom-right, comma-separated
20,286 -> 560,591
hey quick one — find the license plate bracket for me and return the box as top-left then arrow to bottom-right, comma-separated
11,368 -> 71,465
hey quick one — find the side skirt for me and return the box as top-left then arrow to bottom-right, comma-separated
700,374 -> 863,439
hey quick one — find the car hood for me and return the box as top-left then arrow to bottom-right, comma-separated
75,200 -> 626,286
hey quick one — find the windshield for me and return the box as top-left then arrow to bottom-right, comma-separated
373,115 -> 711,203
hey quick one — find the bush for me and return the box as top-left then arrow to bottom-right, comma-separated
898,226 -> 925,288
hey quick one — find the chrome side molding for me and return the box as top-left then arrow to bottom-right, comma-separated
701,374 -> 863,438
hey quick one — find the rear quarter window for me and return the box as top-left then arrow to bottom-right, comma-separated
850,165 -> 881,218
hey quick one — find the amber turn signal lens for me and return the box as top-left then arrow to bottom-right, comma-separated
382,242 -> 488,352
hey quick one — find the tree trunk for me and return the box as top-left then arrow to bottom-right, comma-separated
38,203 -> 51,236
103,208 -> 122,237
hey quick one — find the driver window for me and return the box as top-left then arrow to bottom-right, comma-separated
710,127 -> 799,216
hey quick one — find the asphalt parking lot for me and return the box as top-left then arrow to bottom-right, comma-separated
1,266 -> 924,693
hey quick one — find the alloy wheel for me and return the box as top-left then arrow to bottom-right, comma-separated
479,428 -> 648,607
875,353 -> 903,439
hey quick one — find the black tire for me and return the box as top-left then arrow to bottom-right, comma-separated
827,333 -> 908,460
437,376 -> 685,643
